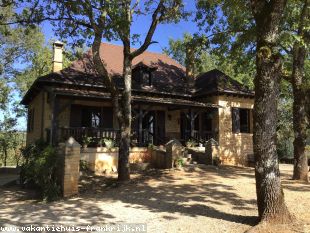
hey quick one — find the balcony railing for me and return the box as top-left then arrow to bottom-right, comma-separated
183,130 -> 217,144
58,127 -> 120,146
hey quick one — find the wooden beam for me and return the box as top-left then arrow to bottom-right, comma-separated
138,106 -> 143,147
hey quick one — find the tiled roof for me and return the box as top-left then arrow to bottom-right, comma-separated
36,43 -> 187,95
21,43 -> 254,105
195,69 -> 254,97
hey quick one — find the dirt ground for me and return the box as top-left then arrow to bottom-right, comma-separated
0,164 -> 309,233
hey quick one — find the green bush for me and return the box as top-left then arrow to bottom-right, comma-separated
20,140 -> 60,201
79,160 -> 89,171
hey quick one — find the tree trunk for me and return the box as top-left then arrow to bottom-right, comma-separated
118,53 -> 132,181
91,33 -> 131,181
4,147 -> 7,167
292,60 -> 308,181
251,0 -> 293,223
292,0 -> 309,181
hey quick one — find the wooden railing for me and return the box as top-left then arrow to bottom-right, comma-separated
58,127 -> 120,145
184,130 -> 217,144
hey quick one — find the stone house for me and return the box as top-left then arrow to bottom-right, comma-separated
21,42 -> 254,167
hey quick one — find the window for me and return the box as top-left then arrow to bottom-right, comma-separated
132,67 -> 153,87
232,108 -> 251,133
27,108 -> 35,132
79,106 -> 113,128
91,111 -> 101,127
141,71 -> 152,86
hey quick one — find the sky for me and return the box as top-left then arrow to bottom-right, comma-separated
40,0 -> 200,53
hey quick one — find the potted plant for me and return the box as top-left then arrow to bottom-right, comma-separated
186,139 -> 197,148
82,136 -> 92,149
103,138 -> 115,150
175,157 -> 184,169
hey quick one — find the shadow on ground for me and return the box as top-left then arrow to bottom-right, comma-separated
80,165 -> 258,226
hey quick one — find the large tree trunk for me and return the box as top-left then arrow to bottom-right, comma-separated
117,52 -> 132,181
292,0 -> 309,181
251,0 -> 293,223
91,34 -> 131,181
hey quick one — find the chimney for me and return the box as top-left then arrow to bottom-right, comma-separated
52,41 -> 64,72
185,45 -> 195,90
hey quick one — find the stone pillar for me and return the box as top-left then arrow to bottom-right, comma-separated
205,138 -> 219,165
58,137 -> 80,197
166,139 -> 183,168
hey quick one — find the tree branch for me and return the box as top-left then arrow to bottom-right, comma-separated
130,0 -> 165,58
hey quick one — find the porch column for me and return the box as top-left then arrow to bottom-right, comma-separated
189,109 -> 195,139
138,107 -> 143,147
51,94 -> 59,146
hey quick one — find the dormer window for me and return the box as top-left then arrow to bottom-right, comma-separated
142,70 -> 152,86
132,62 -> 157,87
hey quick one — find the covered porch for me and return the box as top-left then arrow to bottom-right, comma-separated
48,90 -> 220,147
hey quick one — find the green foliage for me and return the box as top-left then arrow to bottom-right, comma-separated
79,160 -> 89,172
20,140 -> 60,201
82,136 -> 92,146
0,115 -> 25,166
103,138 -> 115,149
186,139 -> 197,148
164,33 -> 254,88
175,158 -> 184,167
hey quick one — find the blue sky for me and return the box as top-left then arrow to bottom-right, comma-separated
41,0 -> 200,53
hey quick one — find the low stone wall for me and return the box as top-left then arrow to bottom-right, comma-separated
151,148 -> 169,169
80,147 -> 151,173
187,147 -> 206,164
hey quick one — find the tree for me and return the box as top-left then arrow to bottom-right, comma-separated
14,0 -> 185,181
0,115 -> 17,166
196,0 -> 309,180
14,40 -> 79,96
290,0 -> 309,181
250,0 -> 293,223
164,33 -> 254,88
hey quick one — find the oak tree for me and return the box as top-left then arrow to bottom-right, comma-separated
13,0 -> 185,181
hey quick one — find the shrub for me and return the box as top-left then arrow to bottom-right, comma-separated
20,140 -> 60,201
79,160 -> 89,171
186,139 -> 197,148
103,138 -> 115,149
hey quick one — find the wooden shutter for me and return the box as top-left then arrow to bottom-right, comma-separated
232,108 -> 240,133
102,107 -> 113,128
249,109 -> 253,133
70,105 -> 82,127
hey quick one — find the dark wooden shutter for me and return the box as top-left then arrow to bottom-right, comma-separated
155,111 -> 165,145
249,109 -> 253,133
232,108 -> 240,133
70,105 -> 82,127
102,107 -> 113,128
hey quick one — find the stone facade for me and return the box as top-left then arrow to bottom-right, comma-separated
58,137 -> 80,197
26,94 -> 254,167
26,92 -> 51,145
80,147 -> 151,173
217,95 -> 254,166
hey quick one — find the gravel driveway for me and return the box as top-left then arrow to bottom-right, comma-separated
0,164 -> 309,233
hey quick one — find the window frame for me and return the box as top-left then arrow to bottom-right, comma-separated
231,107 -> 252,134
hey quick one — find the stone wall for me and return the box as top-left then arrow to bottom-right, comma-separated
217,95 -> 254,166
26,91 -> 46,145
166,110 -> 181,140
80,147 -> 151,173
